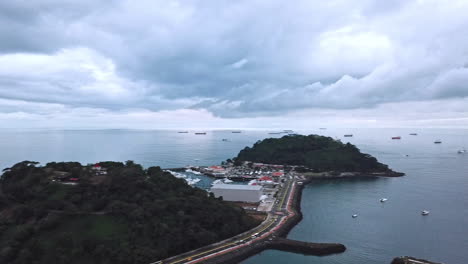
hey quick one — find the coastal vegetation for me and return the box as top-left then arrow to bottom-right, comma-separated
234,134 -> 395,173
0,161 -> 259,264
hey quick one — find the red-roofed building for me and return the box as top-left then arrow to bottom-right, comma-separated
272,172 -> 284,177
258,176 -> 273,182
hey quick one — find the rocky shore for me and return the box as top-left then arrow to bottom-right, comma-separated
391,256 -> 444,264
303,170 -> 405,179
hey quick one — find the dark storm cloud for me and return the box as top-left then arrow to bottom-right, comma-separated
0,0 -> 468,119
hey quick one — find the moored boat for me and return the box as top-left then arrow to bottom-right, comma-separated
380,198 -> 388,202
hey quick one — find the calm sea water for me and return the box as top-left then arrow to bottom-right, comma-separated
1,128 -> 467,264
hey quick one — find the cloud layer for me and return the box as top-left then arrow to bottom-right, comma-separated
0,0 -> 467,127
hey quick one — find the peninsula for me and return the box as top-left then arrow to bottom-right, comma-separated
159,134 -> 403,264
0,161 -> 259,264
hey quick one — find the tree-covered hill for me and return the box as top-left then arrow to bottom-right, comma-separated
234,134 -> 399,173
0,161 -> 259,264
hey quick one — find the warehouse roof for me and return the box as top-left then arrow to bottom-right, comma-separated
211,184 -> 262,191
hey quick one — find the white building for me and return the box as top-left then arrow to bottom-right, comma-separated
210,184 -> 263,203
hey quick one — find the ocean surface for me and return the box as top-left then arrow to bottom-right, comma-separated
1,128 -> 467,264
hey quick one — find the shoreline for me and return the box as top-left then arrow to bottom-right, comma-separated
206,177 -> 345,264
156,167 -> 405,264
157,174 -> 346,264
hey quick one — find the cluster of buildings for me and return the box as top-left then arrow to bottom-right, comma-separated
204,162 -> 291,207
50,163 -> 108,185
91,163 -> 108,175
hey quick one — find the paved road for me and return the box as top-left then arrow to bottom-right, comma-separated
153,175 -> 297,264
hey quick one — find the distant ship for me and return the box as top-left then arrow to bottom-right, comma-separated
319,128 -> 327,130
195,132 -> 207,135
392,136 -> 401,140
178,131 -> 189,133
344,134 -> 353,137
434,140 -> 442,144
222,139 -> 229,142
457,148 -> 466,154
231,131 -> 242,133
409,133 -> 418,136
268,132 -> 283,134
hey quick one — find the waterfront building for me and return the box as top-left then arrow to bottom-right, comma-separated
210,184 -> 263,203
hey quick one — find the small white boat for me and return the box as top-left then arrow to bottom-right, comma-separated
186,178 -> 201,185
380,198 -> 388,202
248,179 -> 258,185
224,178 -> 233,183
421,210 -> 430,215
352,214 -> 358,218
457,149 -> 466,154
212,179 -> 223,185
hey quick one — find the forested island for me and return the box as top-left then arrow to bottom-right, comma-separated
234,134 -> 404,176
0,161 -> 259,264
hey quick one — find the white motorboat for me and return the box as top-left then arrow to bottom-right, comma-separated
186,168 -> 202,175
212,179 -> 223,185
380,198 -> 388,202
457,149 -> 466,154
352,214 -> 358,218
186,178 -> 201,185
248,179 -> 258,185
421,210 -> 430,215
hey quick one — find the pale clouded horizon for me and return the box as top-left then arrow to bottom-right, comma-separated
1,0 -> 468,129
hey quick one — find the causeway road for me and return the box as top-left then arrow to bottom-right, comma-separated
153,175 -> 297,264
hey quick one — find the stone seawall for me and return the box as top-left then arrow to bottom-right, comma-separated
203,178 -> 346,264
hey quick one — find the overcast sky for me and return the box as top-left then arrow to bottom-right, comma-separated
1,0 -> 467,129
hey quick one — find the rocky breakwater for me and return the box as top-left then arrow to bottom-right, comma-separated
302,170 -> 405,179
268,238 -> 346,256
391,256 -> 444,264
203,178 -> 346,264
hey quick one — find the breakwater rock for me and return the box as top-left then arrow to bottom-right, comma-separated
268,238 -> 346,256
391,256 -> 444,264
